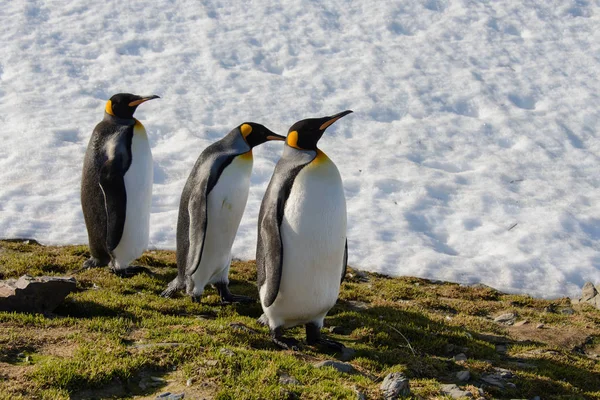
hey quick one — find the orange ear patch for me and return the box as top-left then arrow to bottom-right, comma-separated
240,123 -> 253,138
286,130 -> 301,149
105,100 -> 114,116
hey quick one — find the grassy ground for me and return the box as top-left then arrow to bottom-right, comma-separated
0,240 -> 599,399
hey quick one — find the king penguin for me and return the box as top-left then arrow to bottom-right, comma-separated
161,123 -> 285,303
81,93 -> 159,277
256,110 -> 353,351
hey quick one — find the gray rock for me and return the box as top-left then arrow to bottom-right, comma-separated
456,370 -> 470,381
453,353 -> 467,361
496,344 -> 508,353
347,300 -> 369,310
494,368 -> 513,379
219,348 -> 235,357
581,282 -> 598,302
380,372 -> 410,399
440,384 -> 473,398
0,275 -> 77,313
339,347 -> 356,361
560,307 -> 575,315
494,312 -> 516,325
279,373 -> 300,385
481,374 -> 505,388
314,360 -> 356,374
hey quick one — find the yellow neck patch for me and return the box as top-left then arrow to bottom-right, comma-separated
105,100 -> 114,116
286,130 -> 301,149
239,150 -> 253,160
312,149 -> 330,165
240,123 -> 253,139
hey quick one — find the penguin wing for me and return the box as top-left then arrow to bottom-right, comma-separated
257,150 -> 314,308
99,154 -> 128,251
184,152 -> 238,277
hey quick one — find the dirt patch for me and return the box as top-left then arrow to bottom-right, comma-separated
508,323 -> 592,350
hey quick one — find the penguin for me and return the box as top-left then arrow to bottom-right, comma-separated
161,123 -> 285,303
81,93 -> 159,277
256,110 -> 353,351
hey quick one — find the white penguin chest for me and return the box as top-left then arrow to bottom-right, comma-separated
193,153 -> 253,283
112,124 -> 153,267
265,153 -> 347,326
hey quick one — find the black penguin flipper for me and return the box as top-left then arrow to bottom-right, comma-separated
99,158 -> 127,252
184,192 -> 209,277
257,148 -> 315,308
341,239 -> 348,283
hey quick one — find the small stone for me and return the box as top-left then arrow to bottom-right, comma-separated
347,300 -> 369,310
456,370 -> 470,381
440,384 -> 473,399
156,393 -> 171,398
506,382 -> 517,389
380,372 -> 410,399
495,344 -> 508,353
453,353 -> 467,361
560,307 -> 575,315
205,359 -> 218,366
313,360 -> 356,374
220,348 -> 235,357
581,282 -> 598,302
279,373 -> 300,385
514,320 -> 529,327
494,312 -> 516,325
481,374 -> 504,388
340,347 -> 356,361
536,323 -> 544,329
494,367 -> 513,379
186,378 -> 193,387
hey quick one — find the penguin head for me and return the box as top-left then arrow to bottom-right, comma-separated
286,110 -> 353,150
238,123 -> 286,148
105,93 -> 160,119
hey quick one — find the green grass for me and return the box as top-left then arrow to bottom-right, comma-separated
0,240 -> 599,399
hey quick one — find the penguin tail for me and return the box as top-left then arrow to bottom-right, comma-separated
160,278 -> 184,298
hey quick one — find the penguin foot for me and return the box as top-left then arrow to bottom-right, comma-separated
161,278 -> 183,298
257,314 -> 269,326
214,282 -> 255,304
305,323 -> 346,352
271,328 -> 300,351
82,257 -> 105,270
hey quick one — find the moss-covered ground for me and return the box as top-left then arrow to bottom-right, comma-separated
0,240 -> 599,399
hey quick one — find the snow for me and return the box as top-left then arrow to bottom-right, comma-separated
1,0 -> 599,299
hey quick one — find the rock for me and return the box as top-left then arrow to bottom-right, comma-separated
340,347 -> 356,361
456,370 -> 470,381
480,374 -> 505,388
0,275 -> 77,313
514,320 -> 529,327
219,348 -> 235,357
506,382 -> 517,389
560,307 -> 575,315
440,383 -> 473,398
156,393 -> 171,398
494,312 -> 516,325
494,367 -> 513,379
346,300 -> 369,310
581,282 -> 598,302
380,372 -> 410,399
536,323 -> 544,329
279,373 -> 300,385
453,353 -> 467,361
186,378 -> 193,386
328,326 -> 348,335
314,360 -> 356,374
495,344 -> 508,354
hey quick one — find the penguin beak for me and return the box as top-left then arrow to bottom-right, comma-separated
319,110 -> 353,131
128,95 -> 160,107
265,129 -> 286,141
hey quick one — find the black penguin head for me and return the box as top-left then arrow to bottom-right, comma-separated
105,93 -> 160,119
238,122 -> 285,148
286,110 -> 353,150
